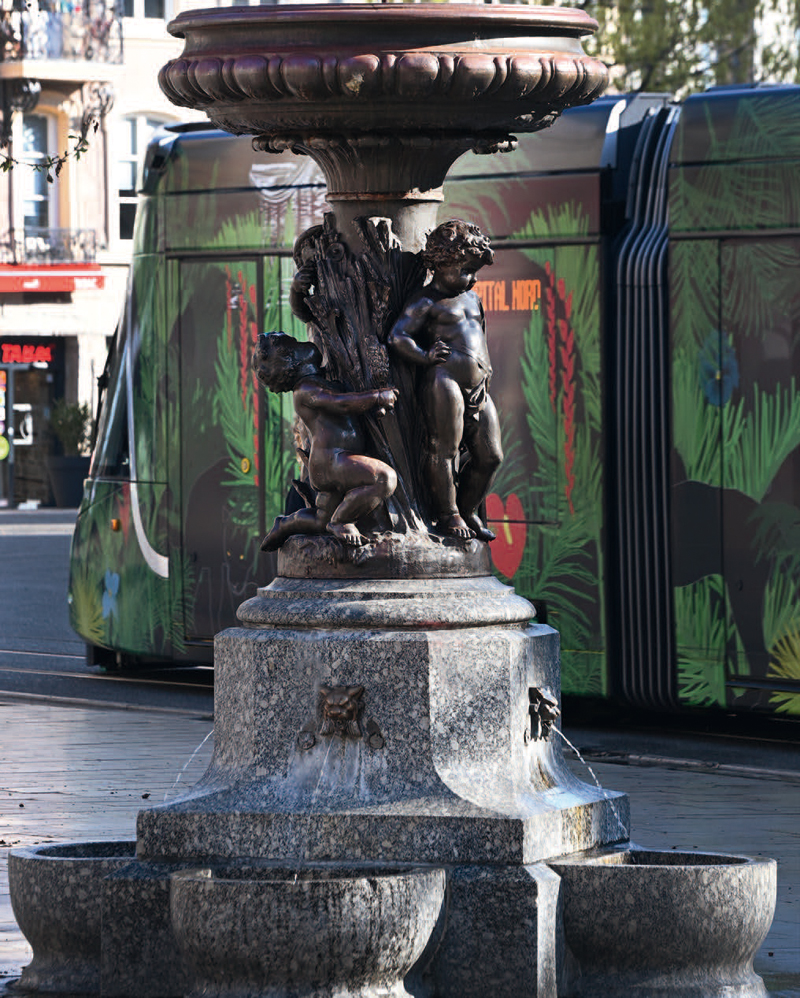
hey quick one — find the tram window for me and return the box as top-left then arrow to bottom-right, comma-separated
122,0 -> 166,18
91,339 -> 130,478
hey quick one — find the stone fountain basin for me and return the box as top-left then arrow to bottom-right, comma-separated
8,840 -> 137,993
159,3 -> 608,138
170,864 -> 446,998
550,848 -> 777,998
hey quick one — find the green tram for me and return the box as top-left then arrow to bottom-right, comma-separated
69,84 -> 800,719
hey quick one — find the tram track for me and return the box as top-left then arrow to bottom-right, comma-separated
0,655 -> 214,717
0,688 -> 213,718
0,658 -> 213,691
0,648 -> 86,661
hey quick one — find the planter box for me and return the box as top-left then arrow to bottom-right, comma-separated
47,455 -> 90,508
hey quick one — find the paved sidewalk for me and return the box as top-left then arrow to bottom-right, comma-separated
1,699 -> 798,996
0,701 -> 214,984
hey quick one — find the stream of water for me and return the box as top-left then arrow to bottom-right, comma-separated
293,736 -> 336,880
163,729 -> 214,803
553,727 -> 628,839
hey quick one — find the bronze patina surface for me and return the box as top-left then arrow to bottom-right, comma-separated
159,3 -> 608,239
160,3 -> 608,140
159,4 -> 608,572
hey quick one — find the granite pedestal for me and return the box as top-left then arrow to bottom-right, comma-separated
9,574 -> 778,997
132,575 -> 628,996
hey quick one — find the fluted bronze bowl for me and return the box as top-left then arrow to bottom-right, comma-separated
159,4 -> 608,140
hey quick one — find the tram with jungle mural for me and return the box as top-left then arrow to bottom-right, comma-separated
68,83 -> 800,719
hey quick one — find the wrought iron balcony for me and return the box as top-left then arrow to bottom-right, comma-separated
0,1 -> 123,65
0,227 -> 97,265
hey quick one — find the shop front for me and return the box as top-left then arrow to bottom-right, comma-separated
0,337 -> 65,507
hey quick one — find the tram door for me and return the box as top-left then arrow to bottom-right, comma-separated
719,237 -> 800,708
178,257 -> 265,642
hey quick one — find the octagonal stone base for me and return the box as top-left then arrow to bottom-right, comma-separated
138,578 -> 628,866
131,577 -> 627,998
8,576 -> 774,998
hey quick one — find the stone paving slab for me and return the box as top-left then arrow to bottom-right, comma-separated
0,699 -> 797,996
0,702 -> 214,983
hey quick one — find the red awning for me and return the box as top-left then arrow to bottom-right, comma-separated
0,264 -> 105,293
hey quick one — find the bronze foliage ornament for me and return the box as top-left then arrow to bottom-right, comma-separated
253,214 -> 427,547
254,215 -> 504,556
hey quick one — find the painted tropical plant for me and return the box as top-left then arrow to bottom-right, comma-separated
669,94 -> 800,714
485,201 -> 606,697
209,251 -> 299,572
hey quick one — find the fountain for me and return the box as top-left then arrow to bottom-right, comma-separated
8,5 -> 776,998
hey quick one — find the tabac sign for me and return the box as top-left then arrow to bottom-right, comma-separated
1,341 -> 56,366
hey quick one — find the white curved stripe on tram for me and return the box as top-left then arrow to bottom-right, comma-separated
124,294 -> 169,579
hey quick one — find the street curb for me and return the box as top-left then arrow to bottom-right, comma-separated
0,690 -> 213,721
571,748 -> 800,783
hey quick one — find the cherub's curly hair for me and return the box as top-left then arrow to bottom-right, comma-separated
422,219 -> 494,272
292,225 -> 324,268
253,332 -> 320,393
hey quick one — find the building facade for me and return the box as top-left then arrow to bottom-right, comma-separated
0,0 -> 202,505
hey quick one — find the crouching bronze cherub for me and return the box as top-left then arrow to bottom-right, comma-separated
252,332 -> 398,550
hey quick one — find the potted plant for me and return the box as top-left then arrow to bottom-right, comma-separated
46,399 -> 93,508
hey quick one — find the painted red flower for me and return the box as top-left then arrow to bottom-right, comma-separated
485,493 -> 527,579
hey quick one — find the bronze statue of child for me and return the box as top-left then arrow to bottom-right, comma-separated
388,219 -> 502,541
253,332 -> 398,550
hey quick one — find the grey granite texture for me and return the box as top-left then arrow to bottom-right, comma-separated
169,864 -> 446,998
7,841 -> 136,994
550,848 -> 777,998
137,583 -> 628,864
100,860 -> 193,997
425,863 -> 562,998
237,575 -> 536,629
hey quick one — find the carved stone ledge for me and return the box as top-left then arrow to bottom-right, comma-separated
253,131 -> 517,199
236,575 -> 535,631
273,531 -> 492,582
159,5 -> 608,141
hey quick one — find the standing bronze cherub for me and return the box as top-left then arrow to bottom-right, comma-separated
252,332 -> 398,550
388,219 -> 503,541
254,217 -> 503,556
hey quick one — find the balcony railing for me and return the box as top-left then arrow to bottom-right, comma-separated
0,227 -> 97,264
0,1 -> 123,65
